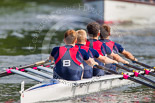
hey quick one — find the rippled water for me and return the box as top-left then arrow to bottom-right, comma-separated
0,0 -> 155,102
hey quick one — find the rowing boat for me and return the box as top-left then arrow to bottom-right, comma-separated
20,67 -> 154,103
0,60 -> 153,102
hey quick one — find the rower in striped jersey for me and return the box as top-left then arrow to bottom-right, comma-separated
99,24 -> 138,71
49,30 -> 98,81
86,22 -> 129,75
75,30 -> 118,78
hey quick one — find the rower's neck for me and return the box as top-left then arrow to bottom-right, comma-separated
89,37 -> 98,40
105,36 -> 110,39
66,43 -> 75,46
100,36 -> 110,40
76,42 -> 86,45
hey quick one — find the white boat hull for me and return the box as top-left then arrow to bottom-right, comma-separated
21,74 -> 132,103
20,68 -> 154,103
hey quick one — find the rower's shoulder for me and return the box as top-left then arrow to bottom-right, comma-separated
52,46 -> 60,50
78,48 -> 87,53
114,42 -> 123,47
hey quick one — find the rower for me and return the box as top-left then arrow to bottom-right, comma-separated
49,30 -> 98,81
100,24 -> 138,62
86,22 -> 129,75
75,30 -> 118,78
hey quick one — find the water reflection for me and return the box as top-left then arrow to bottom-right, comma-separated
0,83 -> 154,103
0,83 -> 34,103
0,30 -> 65,55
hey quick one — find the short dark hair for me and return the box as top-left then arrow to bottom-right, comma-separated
64,30 -> 77,44
100,24 -> 111,39
87,22 -> 100,37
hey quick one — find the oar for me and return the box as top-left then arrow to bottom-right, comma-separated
94,65 -> 155,89
0,60 -> 50,78
125,64 -> 155,77
115,64 -> 155,84
133,61 -> 155,69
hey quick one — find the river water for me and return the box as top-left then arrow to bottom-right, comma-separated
0,0 -> 155,103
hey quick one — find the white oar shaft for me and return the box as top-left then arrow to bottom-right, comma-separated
25,68 -> 53,79
10,69 -> 44,82
37,66 -> 53,74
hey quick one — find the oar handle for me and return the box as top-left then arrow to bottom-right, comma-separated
94,65 -> 118,74
35,60 -> 47,66
114,64 -> 133,72
133,61 -> 155,69
124,64 -> 143,71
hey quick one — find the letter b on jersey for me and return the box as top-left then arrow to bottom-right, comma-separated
63,60 -> 71,67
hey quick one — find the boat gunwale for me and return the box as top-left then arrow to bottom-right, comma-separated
24,74 -> 125,92
23,71 -> 140,92
24,74 -> 122,91
24,68 -> 154,92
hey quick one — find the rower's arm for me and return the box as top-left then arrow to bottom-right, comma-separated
85,58 -> 98,67
110,52 -> 129,64
121,50 -> 138,61
96,55 -> 118,64
79,49 -> 98,67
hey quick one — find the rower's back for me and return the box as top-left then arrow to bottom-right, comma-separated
99,39 -> 117,71
86,22 -> 108,76
51,30 -> 90,81
76,44 -> 94,78
76,30 -> 101,78
99,24 -> 120,72
53,45 -> 83,81
86,39 -> 108,76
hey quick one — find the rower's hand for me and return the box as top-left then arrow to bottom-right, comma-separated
92,62 -> 99,68
94,62 -> 99,66
113,60 -> 118,64
133,58 -> 138,61
45,58 -> 50,63
124,60 -> 129,64
131,57 -> 138,62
